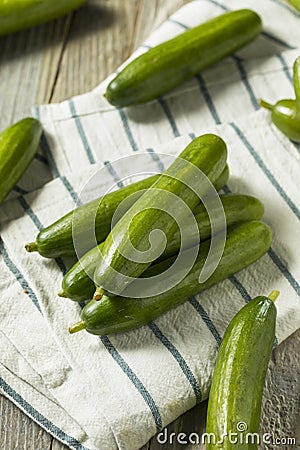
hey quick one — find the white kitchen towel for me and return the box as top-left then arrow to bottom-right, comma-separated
0,1 -> 300,450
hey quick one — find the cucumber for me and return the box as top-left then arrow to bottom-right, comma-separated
93,134 -> 227,299
25,163 -> 229,259
105,9 -> 262,107
0,118 -> 42,205
69,221 -> 272,335
206,291 -> 279,450
25,173 -> 159,258
0,0 -> 86,36
60,194 -> 264,302
289,0 -> 300,12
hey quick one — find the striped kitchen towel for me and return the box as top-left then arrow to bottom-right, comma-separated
1,1 -> 300,450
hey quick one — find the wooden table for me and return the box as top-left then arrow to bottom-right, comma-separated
0,1 -> 299,448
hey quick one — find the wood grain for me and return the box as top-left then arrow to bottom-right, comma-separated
0,1 -> 299,449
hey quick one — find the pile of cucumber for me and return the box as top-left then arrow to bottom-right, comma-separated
25,132 -> 278,443
25,134 -> 273,337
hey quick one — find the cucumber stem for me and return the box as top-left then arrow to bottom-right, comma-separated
268,290 -> 280,302
58,290 -> 67,298
69,321 -> 86,334
259,99 -> 274,111
93,287 -> 105,301
25,242 -> 38,253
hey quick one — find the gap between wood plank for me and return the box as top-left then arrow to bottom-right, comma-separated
48,13 -> 74,103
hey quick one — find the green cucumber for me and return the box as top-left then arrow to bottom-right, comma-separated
69,220 -> 272,335
0,118 -> 42,205
105,9 -> 262,107
288,0 -> 300,12
93,134 -> 227,299
25,173 -> 159,258
25,163 -> 229,259
206,291 -> 279,450
0,0 -> 86,36
60,193 -> 264,302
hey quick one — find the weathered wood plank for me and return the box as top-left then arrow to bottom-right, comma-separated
0,16 -> 71,130
260,328 -> 300,449
47,0 -> 191,103
0,394 -> 53,450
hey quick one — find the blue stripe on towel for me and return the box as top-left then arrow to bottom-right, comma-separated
225,183 -> 299,298
0,377 -> 90,450
60,176 -> 80,206
118,108 -> 139,152
34,107 -> 60,178
104,161 -> 125,188
231,56 -> 260,111
35,153 -> 49,166
16,196 -> 67,275
167,17 -> 189,30
268,248 -> 300,296
229,275 -> 252,303
146,148 -> 165,172
0,238 -> 42,313
276,53 -> 293,84
195,74 -> 221,124
100,335 -> 163,432
231,122 -> 300,220
17,196 -> 44,231
40,133 -> 60,177
261,31 -> 294,50
188,297 -> 222,346
204,0 -> 228,11
13,186 -> 28,195
148,321 -> 202,403
69,99 -> 96,165
157,97 -> 180,137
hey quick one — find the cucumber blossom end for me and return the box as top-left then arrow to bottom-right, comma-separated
94,287 -> 105,301
58,290 -> 67,298
69,321 -> 86,334
25,242 -> 38,253
268,290 -> 280,302
259,99 -> 273,111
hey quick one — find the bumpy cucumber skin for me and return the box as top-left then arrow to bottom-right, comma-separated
34,174 -> 159,258
206,296 -> 277,450
94,134 -> 227,296
0,118 -> 42,204
31,163 -> 228,259
61,243 -> 104,302
79,221 -> 272,335
0,0 -> 86,36
62,193 -> 263,302
60,166 -> 229,302
105,9 -> 262,107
